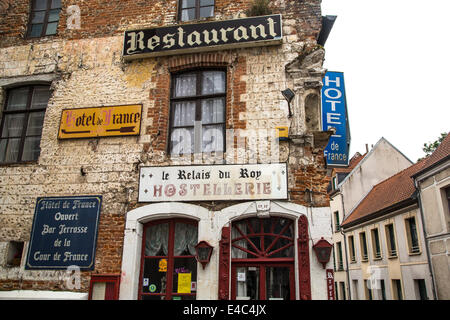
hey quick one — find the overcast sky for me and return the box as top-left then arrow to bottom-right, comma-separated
321,0 -> 450,162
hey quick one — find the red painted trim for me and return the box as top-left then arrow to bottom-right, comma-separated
88,274 -> 121,300
230,263 -> 295,300
138,218 -> 198,300
218,225 -> 231,300
298,215 -> 311,300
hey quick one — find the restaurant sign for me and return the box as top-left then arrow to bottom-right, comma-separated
139,163 -> 288,202
25,196 -> 102,270
123,14 -> 282,60
58,104 -> 142,139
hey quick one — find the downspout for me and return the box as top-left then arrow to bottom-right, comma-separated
340,193 -> 352,300
414,179 -> 438,300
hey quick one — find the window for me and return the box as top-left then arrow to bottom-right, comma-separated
6,241 -> 24,267
405,217 -> 420,254
170,70 -> 226,155
359,232 -> 368,261
27,0 -> 62,38
334,282 -> 339,300
348,235 -> 356,263
179,0 -> 214,21
392,279 -> 403,300
331,176 -> 337,190
445,187 -> 450,213
352,280 -> 359,300
364,280 -> 372,300
414,279 -> 428,300
0,85 -> 50,163
339,282 -> 346,300
385,223 -> 397,257
380,279 -> 386,300
336,242 -> 343,271
371,228 -> 382,259
139,219 -> 198,300
334,211 -> 340,232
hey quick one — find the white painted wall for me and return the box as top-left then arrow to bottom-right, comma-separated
119,200 -> 332,300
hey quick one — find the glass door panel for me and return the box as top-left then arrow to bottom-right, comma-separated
235,266 -> 260,300
265,266 -> 291,300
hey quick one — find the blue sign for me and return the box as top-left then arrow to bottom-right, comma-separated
25,196 -> 102,270
321,71 -> 350,166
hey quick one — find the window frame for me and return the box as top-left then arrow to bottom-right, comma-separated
333,211 -> 340,232
0,85 -> 49,164
364,279 -> 372,300
370,228 -> 382,260
336,241 -> 343,271
168,69 -> 227,156
178,0 -> 215,22
359,231 -> 368,262
392,279 -> 403,300
385,223 -> 398,258
138,218 -> 199,300
348,235 -> 356,263
404,216 -> 421,255
26,0 -> 62,38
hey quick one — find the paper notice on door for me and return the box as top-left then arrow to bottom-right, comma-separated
177,273 -> 192,293
237,272 -> 246,282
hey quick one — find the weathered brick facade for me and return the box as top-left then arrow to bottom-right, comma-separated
0,0 -> 332,299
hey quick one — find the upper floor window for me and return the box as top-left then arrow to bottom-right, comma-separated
27,0 -> 62,38
333,211 -> 340,232
331,176 -> 338,190
371,228 -> 382,259
169,70 -> 226,155
359,231 -> 368,261
385,223 -> 397,257
0,85 -> 50,163
405,217 -> 420,254
179,0 -> 214,22
348,235 -> 356,263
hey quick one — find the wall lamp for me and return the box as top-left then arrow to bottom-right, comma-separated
281,88 -> 295,118
195,240 -> 214,269
313,237 -> 333,269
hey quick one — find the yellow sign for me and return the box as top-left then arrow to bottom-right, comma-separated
58,104 -> 142,139
177,273 -> 191,294
158,259 -> 167,272
276,126 -> 289,139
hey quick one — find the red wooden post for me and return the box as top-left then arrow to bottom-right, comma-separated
298,215 -> 311,300
218,225 -> 231,300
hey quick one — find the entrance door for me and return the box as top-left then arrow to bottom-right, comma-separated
231,264 -> 295,300
230,217 -> 296,300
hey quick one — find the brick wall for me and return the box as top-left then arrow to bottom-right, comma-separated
0,0 -> 321,48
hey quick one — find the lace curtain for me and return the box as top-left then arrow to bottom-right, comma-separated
174,223 -> 197,256
145,223 -> 169,256
145,222 -> 197,256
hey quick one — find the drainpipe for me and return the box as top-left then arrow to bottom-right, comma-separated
340,193 -> 352,300
414,179 -> 438,300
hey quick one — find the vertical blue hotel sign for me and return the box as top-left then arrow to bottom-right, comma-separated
321,71 -> 350,166
25,196 -> 102,270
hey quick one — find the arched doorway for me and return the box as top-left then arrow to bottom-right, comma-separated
230,216 -> 295,300
138,218 -> 198,300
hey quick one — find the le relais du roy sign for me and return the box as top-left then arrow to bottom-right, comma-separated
139,163 -> 288,202
123,14 -> 282,59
